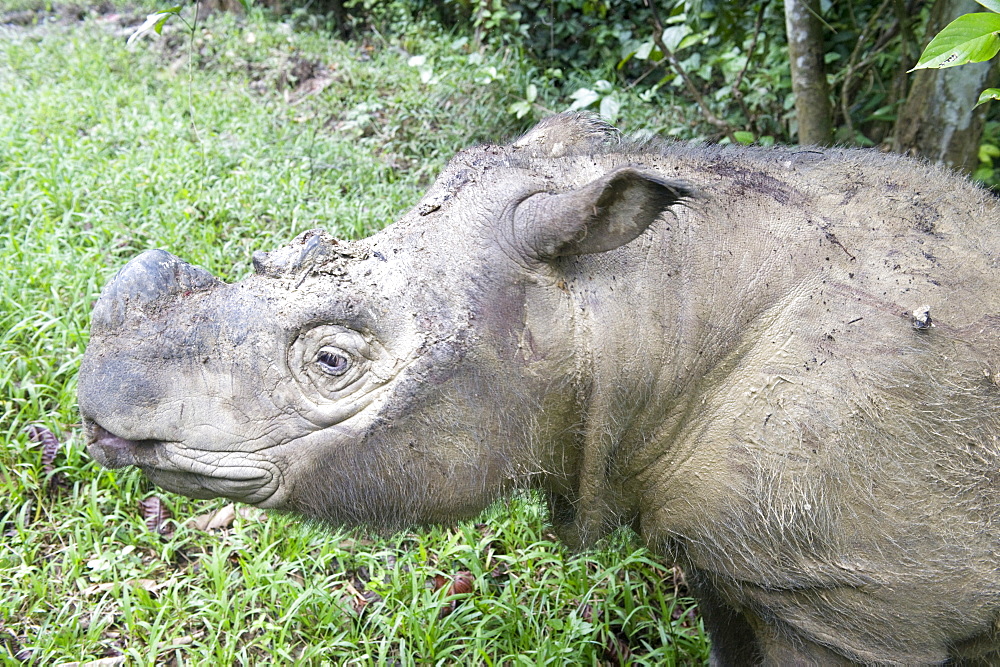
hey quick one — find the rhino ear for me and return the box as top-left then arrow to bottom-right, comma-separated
512,166 -> 692,261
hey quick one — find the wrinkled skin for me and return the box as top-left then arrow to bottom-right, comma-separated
80,114 -> 1000,664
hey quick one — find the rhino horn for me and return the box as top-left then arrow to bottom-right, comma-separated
251,228 -> 339,278
90,249 -> 220,332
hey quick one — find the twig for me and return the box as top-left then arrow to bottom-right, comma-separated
646,0 -> 737,141
731,3 -> 766,131
885,0 -> 923,115
181,1 -> 207,187
838,0 -> 893,135
624,60 -> 665,91
894,0 -> 919,64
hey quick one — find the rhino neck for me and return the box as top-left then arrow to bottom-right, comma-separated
544,204 -> 807,548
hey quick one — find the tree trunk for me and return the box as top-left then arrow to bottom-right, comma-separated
893,0 -> 996,172
784,0 -> 833,146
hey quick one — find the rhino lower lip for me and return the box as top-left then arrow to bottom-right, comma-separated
86,421 -> 162,469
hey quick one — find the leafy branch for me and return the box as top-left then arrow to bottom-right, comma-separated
645,0 -> 739,142
912,0 -> 1000,106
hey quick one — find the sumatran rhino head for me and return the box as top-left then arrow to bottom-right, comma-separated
79,114 -> 689,532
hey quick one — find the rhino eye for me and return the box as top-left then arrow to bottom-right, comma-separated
316,348 -> 351,376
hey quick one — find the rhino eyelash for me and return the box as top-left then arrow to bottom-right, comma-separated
316,347 -> 352,376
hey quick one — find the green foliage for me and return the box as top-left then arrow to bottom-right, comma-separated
974,120 -> 1000,185
913,12 -> 1000,70
124,0 -> 1000,162
978,87 -> 1000,106
127,6 -> 184,45
912,1 -> 1000,117
0,6 -> 710,663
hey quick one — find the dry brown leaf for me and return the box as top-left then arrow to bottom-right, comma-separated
138,496 -> 174,537
344,581 -> 381,614
436,570 -> 475,618
26,424 -> 59,471
447,571 -> 475,596
289,71 -> 335,105
81,582 -> 116,596
81,578 -> 174,597
237,505 -> 266,521
26,423 -> 64,489
57,657 -> 126,667
186,503 -> 237,531
603,634 -> 632,663
132,578 -> 174,594
82,658 -> 126,667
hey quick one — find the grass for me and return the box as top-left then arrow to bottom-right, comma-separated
0,4 -> 710,664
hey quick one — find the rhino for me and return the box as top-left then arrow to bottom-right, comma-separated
79,113 -> 1000,664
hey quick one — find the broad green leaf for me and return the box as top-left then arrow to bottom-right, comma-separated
509,100 -> 532,119
525,83 -> 537,103
978,142 -> 1000,163
677,31 -> 705,52
733,131 -> 755,145
974,165 -> 995,180
568,88 -> 599,110
661,25 -> 692,53
912,13 -> 1000,70
976,0 -> 1000,13
126,8 -> 181,46
976,87 -> 1000,106
980,143 -> 1000,157
599,94 -> 621,122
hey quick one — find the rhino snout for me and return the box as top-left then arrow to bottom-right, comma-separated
90,249 -> 220,332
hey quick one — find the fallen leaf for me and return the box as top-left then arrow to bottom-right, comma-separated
138,496 -> 174,537
26,424 -> 59,472
447,571 -> 474,596
186,504 -> 237,531
82,658 -> 126,667
26,423 -> 64,489
81,578 -> 174,597
344,581 -> 380,614
603,633 -> 631,663
132,578 -> 174,594
237,505 -> 266,522
81,582 -> 117,596
436,570 -> 475,618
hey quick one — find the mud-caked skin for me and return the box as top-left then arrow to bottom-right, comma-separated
79,114 -> 1000,664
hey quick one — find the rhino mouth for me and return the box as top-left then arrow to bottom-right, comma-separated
84,420 -> 280,504
86,422 -> 163,469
